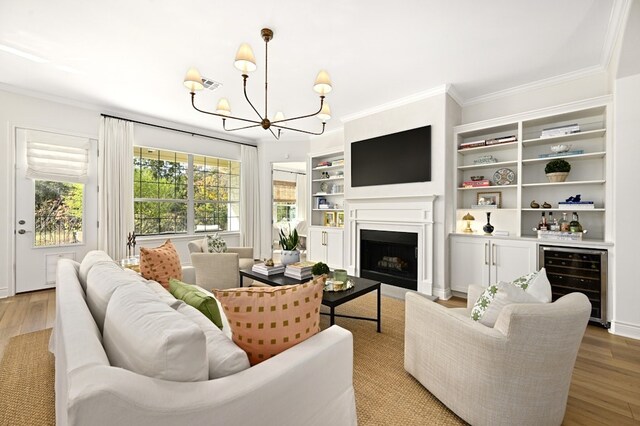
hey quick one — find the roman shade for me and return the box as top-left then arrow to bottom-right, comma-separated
26,130 -> 90,183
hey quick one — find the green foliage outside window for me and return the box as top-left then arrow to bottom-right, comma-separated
134,147 -> 240,236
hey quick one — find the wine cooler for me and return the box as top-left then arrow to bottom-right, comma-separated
539,245 -> 608,327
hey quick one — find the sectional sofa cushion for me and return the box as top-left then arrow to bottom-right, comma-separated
213,281 -> 323,366
86,261 -> 147,331
78,250 -> 114,291
169,278 -> 223,329
103,283 -> 208,382
140,239 -> 182,287
146,279 -> 181,308
175,302 -> 250,379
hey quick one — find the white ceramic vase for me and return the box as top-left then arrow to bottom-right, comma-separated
280,250 -> 300,266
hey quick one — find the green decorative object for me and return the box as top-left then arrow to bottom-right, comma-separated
311,262 -> 330,276
544,159 -> 571,173
279,228 -> 300,251
333,269 -> 348,283
169,279 -> 223,329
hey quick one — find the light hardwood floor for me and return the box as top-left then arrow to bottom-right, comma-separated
1,290 -> 638,425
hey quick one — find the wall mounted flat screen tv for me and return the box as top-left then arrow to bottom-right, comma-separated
351,125 -> 431,187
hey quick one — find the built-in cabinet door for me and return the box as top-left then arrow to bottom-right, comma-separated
489,239 -> 537,283
450,236 -> 490,292
325,228 -> 344,269
307,227 -> 326,264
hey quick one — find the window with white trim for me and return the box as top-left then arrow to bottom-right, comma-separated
134,147 -> 240,235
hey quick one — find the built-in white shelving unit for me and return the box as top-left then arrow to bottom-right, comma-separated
452,97 -> 612,242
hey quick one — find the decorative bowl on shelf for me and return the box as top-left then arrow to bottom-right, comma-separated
470,176 -> 484,181
550,144 -> 571,153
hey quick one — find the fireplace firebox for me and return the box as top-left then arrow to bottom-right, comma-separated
360,230 -> 418,290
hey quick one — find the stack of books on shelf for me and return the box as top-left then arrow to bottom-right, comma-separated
332,159 -> 344,166
316,161 -> 332,167
538,149 -> 584,158
284,261 -> 315,280
459,135 -> 517,150
540,124 -> 580,138
558,201 -> 595,210
462,179 -> 491,188
485,135 -> 517,145
252,262 -> 285,276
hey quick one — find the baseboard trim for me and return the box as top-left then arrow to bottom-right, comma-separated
433,287 -> 452,300
610,320 -> 640,340
0,287 -> 8,299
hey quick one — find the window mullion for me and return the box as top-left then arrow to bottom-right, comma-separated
187,154 -> 194,234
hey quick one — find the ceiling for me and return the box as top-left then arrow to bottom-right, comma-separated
0,0 -> 619,141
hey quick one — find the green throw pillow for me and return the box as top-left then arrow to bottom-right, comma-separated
169,278 -> 223,329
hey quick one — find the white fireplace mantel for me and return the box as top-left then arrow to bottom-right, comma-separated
346,195 -> 436,295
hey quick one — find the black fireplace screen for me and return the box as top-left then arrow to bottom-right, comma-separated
360,229 -> 418,290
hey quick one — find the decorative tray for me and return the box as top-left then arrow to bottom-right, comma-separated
324,279 -> 354,292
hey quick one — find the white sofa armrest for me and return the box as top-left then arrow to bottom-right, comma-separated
66,326 -> 356,426
227,247 -> 254,259
181,265 -> 196,285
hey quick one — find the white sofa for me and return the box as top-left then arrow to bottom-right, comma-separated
53,252 -> 357,426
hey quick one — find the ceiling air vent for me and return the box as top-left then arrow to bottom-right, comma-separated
201,77 -> 222,91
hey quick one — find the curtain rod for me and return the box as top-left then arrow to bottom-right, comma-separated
100,113 -> 258,148
273,168 -> 306,175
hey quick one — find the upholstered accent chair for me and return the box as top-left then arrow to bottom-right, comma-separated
188,238 -> 256,289
404,285 -> 591,426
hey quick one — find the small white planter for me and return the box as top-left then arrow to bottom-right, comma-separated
280,250 -> 300,265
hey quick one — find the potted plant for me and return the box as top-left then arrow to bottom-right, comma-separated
545,159 -> 571,182
279,227 -> 300,265
311,262 -> 330,283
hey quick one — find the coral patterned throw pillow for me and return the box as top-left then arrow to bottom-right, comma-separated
140,239 -> 182,288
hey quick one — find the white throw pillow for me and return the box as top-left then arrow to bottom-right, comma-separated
103,283 -> 208,382
207,233 -> 228,253
175,302 -> 250,379
470,268 -> 552,327
511,268 -> 552,303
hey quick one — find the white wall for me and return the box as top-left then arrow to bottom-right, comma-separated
0,88 -> 252,296
257,138 -> 310,259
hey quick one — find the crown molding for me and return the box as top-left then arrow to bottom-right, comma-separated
340,84 -> 455,123
601,0 -> 631,69
462,65 -> 606,107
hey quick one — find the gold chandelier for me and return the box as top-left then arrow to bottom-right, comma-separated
184,28 -> 332,140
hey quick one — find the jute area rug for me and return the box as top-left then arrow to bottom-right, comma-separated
0,328 -> 54,426
320,293 -> 466,425
0,294 -> 464,426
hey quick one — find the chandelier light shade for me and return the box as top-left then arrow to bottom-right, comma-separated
184,27 -> 332,140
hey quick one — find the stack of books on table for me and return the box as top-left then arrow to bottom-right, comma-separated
558,201 -> 595,210
284,261 -> 315,280
462,179 -> 491,188
540,124 -> 580,138
252,263 -> 285,276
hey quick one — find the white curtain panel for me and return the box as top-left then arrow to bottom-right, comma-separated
295,173 -> 308,221
98,117 -> 134,260
240,145 -> 260,251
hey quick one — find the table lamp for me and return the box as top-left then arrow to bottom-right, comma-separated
462,212 -> 475,233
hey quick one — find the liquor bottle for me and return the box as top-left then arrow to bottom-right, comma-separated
538,212 -> 548,230
569,212 -> 583,233
548,212 -> 560,231
559,212 -> 570,232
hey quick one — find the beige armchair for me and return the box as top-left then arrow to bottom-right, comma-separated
404,285 -> 591,426
188,238 -> 257,289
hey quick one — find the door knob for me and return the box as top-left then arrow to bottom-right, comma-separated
18,229 -> 26,234
18,220 -> 25,225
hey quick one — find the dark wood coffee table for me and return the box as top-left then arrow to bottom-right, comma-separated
239,269 -> 381,332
